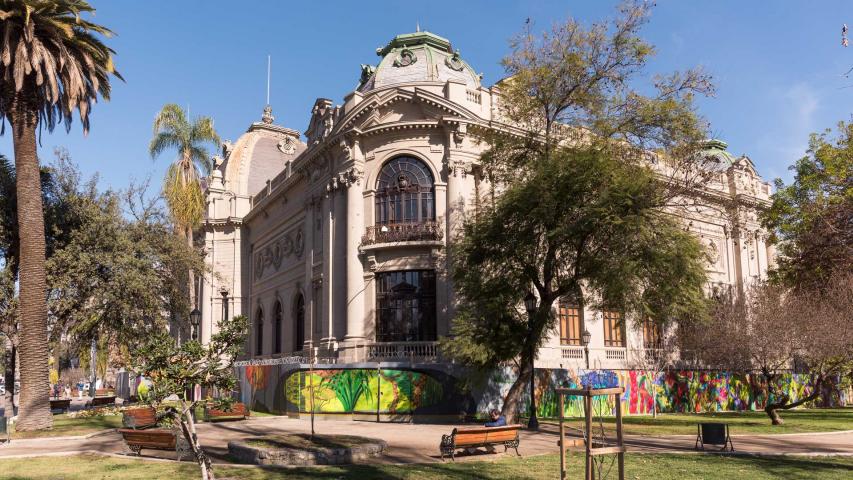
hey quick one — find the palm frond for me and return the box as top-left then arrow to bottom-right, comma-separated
0,0 -> 122,133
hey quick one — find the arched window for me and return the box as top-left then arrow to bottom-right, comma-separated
273,301 -> 283,354
294,294 -> 305,352
255,307 -> 264,356
375,156 -> 435,225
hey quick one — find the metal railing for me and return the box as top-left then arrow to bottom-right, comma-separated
362,341 -> 439,362
361,222 -> 443,246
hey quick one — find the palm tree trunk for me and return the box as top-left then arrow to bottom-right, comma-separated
10,104 -> 52,431
186,225 -> 196,340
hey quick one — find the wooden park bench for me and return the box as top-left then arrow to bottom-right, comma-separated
90,395 -> 116,408
122,407 -> 158,430
118,428 -> 188,460
204,402 -> 250,422
49,398 -> 72,414
439,424 -> 522,461
95,389 -> 114,397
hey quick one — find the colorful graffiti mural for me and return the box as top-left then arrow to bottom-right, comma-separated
235,365 -> 849,419
283,369 -> 448,414
236,365 -> 471,416
522,369 -> 850,418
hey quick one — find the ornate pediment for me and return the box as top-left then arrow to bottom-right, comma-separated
337,87 -> 479,133
305,98 -> 340,146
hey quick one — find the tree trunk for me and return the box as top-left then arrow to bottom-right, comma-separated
11,104 -> 52,431
501,361 -> 532,424
175,401 -> 214,480
186,225 -> 195,343
764,375 -> 824,426
4,340 -> 15,417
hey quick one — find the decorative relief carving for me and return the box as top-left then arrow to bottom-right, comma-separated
277,137 -> 297,155
452,123 -> 467,148
393,48 -> 417,67
445,50 -> 465,71
254,227 -> 305,279
704,238 -> 720,265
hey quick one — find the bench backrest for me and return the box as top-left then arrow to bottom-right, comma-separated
118,429 -> 176,448
95,389 -> 114,397
50,399 -> 71,406
452,424 -> 521,446
124,407 -> 157,429
92,396 -> 115,405
208,402 -> 248,417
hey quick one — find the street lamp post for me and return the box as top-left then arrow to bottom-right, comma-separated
190,308 -> 201,342
189,308 -> 201,419
581,329 -> 592,372
523,291 -> 538,431
220,287 -> 229,323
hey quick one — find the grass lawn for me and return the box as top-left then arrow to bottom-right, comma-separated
9,408 -> 271,439
535,407 -> 853,436
0,453 -> 851,479
9,414 -> 123,439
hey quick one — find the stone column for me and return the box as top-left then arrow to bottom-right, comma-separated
344,166 -> 366,343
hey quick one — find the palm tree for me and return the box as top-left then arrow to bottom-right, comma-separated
0,0 -> 121,431
149,104 -> 219,340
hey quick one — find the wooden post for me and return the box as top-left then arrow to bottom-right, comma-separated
559,391 -> 566,479
584,389 -> 592,480
615,390 -> 625,480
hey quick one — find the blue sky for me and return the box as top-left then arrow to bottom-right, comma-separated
1,0 -> 851,190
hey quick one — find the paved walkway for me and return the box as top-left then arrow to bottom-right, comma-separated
1,417 -> 852,464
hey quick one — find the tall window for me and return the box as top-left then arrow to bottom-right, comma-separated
643,318 -> 662,349
559,301 -> 584,345
273,301 -> 283,354
255,307 -> 264,356
294,294 -> 305,352
602,310 -> 625,347
375,156 -> 435,225
376,270 -> 436,342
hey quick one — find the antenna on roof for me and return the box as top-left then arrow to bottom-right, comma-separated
416,21 -> 420,32
261,55 -> 275,124
266,55 -> 271,105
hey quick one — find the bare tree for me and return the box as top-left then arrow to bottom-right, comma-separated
683,275 -> 853,424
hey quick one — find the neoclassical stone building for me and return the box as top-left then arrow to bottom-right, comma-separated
200,31 -> 774,372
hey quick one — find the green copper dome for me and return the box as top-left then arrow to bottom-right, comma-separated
697,139 -> 737,169
358,31 -> 481,92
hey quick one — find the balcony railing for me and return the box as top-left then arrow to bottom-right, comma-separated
561,346 -> 585,360
362,341 -> 439,362
361,222 -> 443,246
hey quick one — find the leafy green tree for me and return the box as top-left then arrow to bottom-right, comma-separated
130,314 -> 248,480
149,104 -> 220,339
444,1 -> 715,422
762,121 -> 853,290
0,0 -> 122,431
45,158 -> 204,358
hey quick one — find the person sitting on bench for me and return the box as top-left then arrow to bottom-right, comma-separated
484,409 -> 506,427
466,409 -> 507,454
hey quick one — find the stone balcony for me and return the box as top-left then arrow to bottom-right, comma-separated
360,222 -> 443,250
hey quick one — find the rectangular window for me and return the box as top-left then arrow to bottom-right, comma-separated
602,310 -> 625,347
375,270 -> 436,342
643,318 -> 662,349
559,303 -> 583,345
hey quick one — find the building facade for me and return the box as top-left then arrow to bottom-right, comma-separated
200,31 -> 774,374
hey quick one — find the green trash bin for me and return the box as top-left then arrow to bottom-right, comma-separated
0,416 -> 8,443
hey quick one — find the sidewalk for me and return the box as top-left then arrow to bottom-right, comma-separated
1,416 -> 852,464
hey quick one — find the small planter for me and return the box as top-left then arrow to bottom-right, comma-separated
228,434 -> 387,466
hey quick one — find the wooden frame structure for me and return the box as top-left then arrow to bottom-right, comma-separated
556,386 -> 626,480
